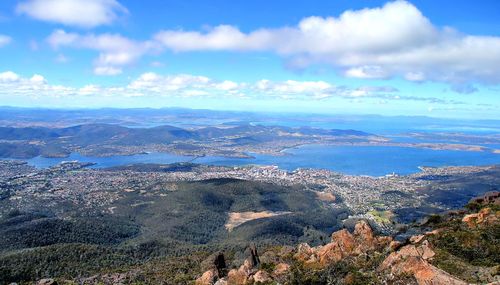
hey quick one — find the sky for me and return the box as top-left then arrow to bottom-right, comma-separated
0,0 -> 499,119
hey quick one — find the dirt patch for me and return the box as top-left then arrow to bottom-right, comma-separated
225,211 -> 292,231
314,191 -> 336,202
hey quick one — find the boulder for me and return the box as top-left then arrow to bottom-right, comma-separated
227,268 -> 248,285
214,279 -> 228,285
317,229 -> 356,264
352,220 -> 392,253
354,220 -> 375,242
37,279 -> 57,285
227,260 -> 253,285
295,243 -> 314,261
389,240 -> 402,252
417,240 -> 435,260
379,240 -> 466,285
196,269 -> 217,285
273,263 -> 290,276
252,270 -> 271,283
409,234 -> 425,244
462,207 -> 499,228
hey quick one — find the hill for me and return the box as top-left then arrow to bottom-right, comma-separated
0,123 -> 373,159
0,177 -> 348,284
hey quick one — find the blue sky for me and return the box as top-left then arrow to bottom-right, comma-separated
0,0 -> 499,118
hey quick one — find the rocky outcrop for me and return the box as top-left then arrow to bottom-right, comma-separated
296,220 -> 392,265
214,279 -> 228,285
272,263 -> 290,276
36,279 -> 57,285
379,239 -> 467,285
196,270 -> 218,285
389,240 -> 402,252
226,259 -> 253,285
195,219 -> 484,285
315,229 -> 356,264
197,245 -> 283,285
196,253 -> 228,285
469,191 -> 500,206
462,207 -> 499,228
251,270 -> 271,283
247,243 -> 260,268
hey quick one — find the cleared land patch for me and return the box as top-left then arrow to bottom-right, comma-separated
225,211 -> 292,231
314,191 -> 336,202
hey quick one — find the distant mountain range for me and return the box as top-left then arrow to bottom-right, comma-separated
0,123 -> 372,159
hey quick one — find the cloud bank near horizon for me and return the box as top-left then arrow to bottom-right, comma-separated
0,70 -> 474,108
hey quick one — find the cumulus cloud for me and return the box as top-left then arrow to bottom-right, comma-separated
41,1 -> 500,86
0,71 -> 20,82
0,71 -> 75,97
47,29 -> 156,75
0,35 -> 12,47
127,73 -> 243,97
154,25 -> 274,52
16,0 -> 128,28
255,80 -> 334,99
153,0 -> 500,87
0,71 -> 243,98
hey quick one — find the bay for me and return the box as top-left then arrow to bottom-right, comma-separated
26,144 -> 500,177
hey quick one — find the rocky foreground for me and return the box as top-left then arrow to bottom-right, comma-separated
21,192 -> 500,285
195,192 -> 500,285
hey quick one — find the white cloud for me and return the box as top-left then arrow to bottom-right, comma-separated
214,80 -> 240,91
128,72 -> 210,92
94,66 -> 122,76
254,80 -> 402,99
126,73 -> 242,96
46,30 -> 79,47
0,71 -> 73,97
0,71 -> 237,97
345,66 -> 389,79
41,1 -> 500,87
152,0 -> 500,87
404,71 -> 425,82
255,79 -> 334,99
47,29 -> 155,75
30,74 -> 46,84
0,70 -> 474,106
155,1 -> 435,55
0,35 -> 12,47
0,71 -> 409,102
16,0 -> 127,28
0,71 -> 20,82
154,25 -> 274,52
78,84 -> 101,96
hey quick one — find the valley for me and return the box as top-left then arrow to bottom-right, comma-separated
0,159 -> 498,283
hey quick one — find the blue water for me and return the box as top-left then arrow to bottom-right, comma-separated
27,152 -> 194,169
26,145 -> 500,176
251,118 -> 500,135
